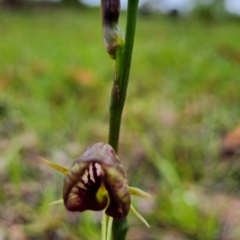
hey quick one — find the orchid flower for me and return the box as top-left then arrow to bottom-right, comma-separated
42,142 -> 151,230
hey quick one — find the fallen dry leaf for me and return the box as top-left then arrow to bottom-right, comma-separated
67,68 -> 96,86
0,76 -> 10,90
221,125 -> 240,156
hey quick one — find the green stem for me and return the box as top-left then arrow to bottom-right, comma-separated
108,47 -> 123,152
101,213 -> 108,240
107,0 -> 139,239
108,0 -> 139,150
106,217 -> 113,240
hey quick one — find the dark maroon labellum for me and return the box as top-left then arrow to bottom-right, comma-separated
63,162 -> 108,212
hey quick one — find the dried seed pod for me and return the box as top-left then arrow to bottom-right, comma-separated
63,142 -> 131,219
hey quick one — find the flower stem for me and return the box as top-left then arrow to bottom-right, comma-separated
107,0 -> 139,239
106,217 -> 113,240
101,213 -> 108,240
102,214 -> 113,240
108,0 -> 139,151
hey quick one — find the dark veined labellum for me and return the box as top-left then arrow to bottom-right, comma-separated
63,161 -> 108,212
63,143 -> 131,219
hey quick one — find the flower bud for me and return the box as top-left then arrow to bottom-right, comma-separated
101,0 -> 124,59
101,0 -> 120,26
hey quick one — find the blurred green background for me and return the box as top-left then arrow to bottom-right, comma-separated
1,1 -> 240,239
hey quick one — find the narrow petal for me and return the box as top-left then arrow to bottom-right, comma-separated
128,186 -> 152,199
41,158 -> 69,175
130,204 -> 150,228
49,199 -> 64,205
